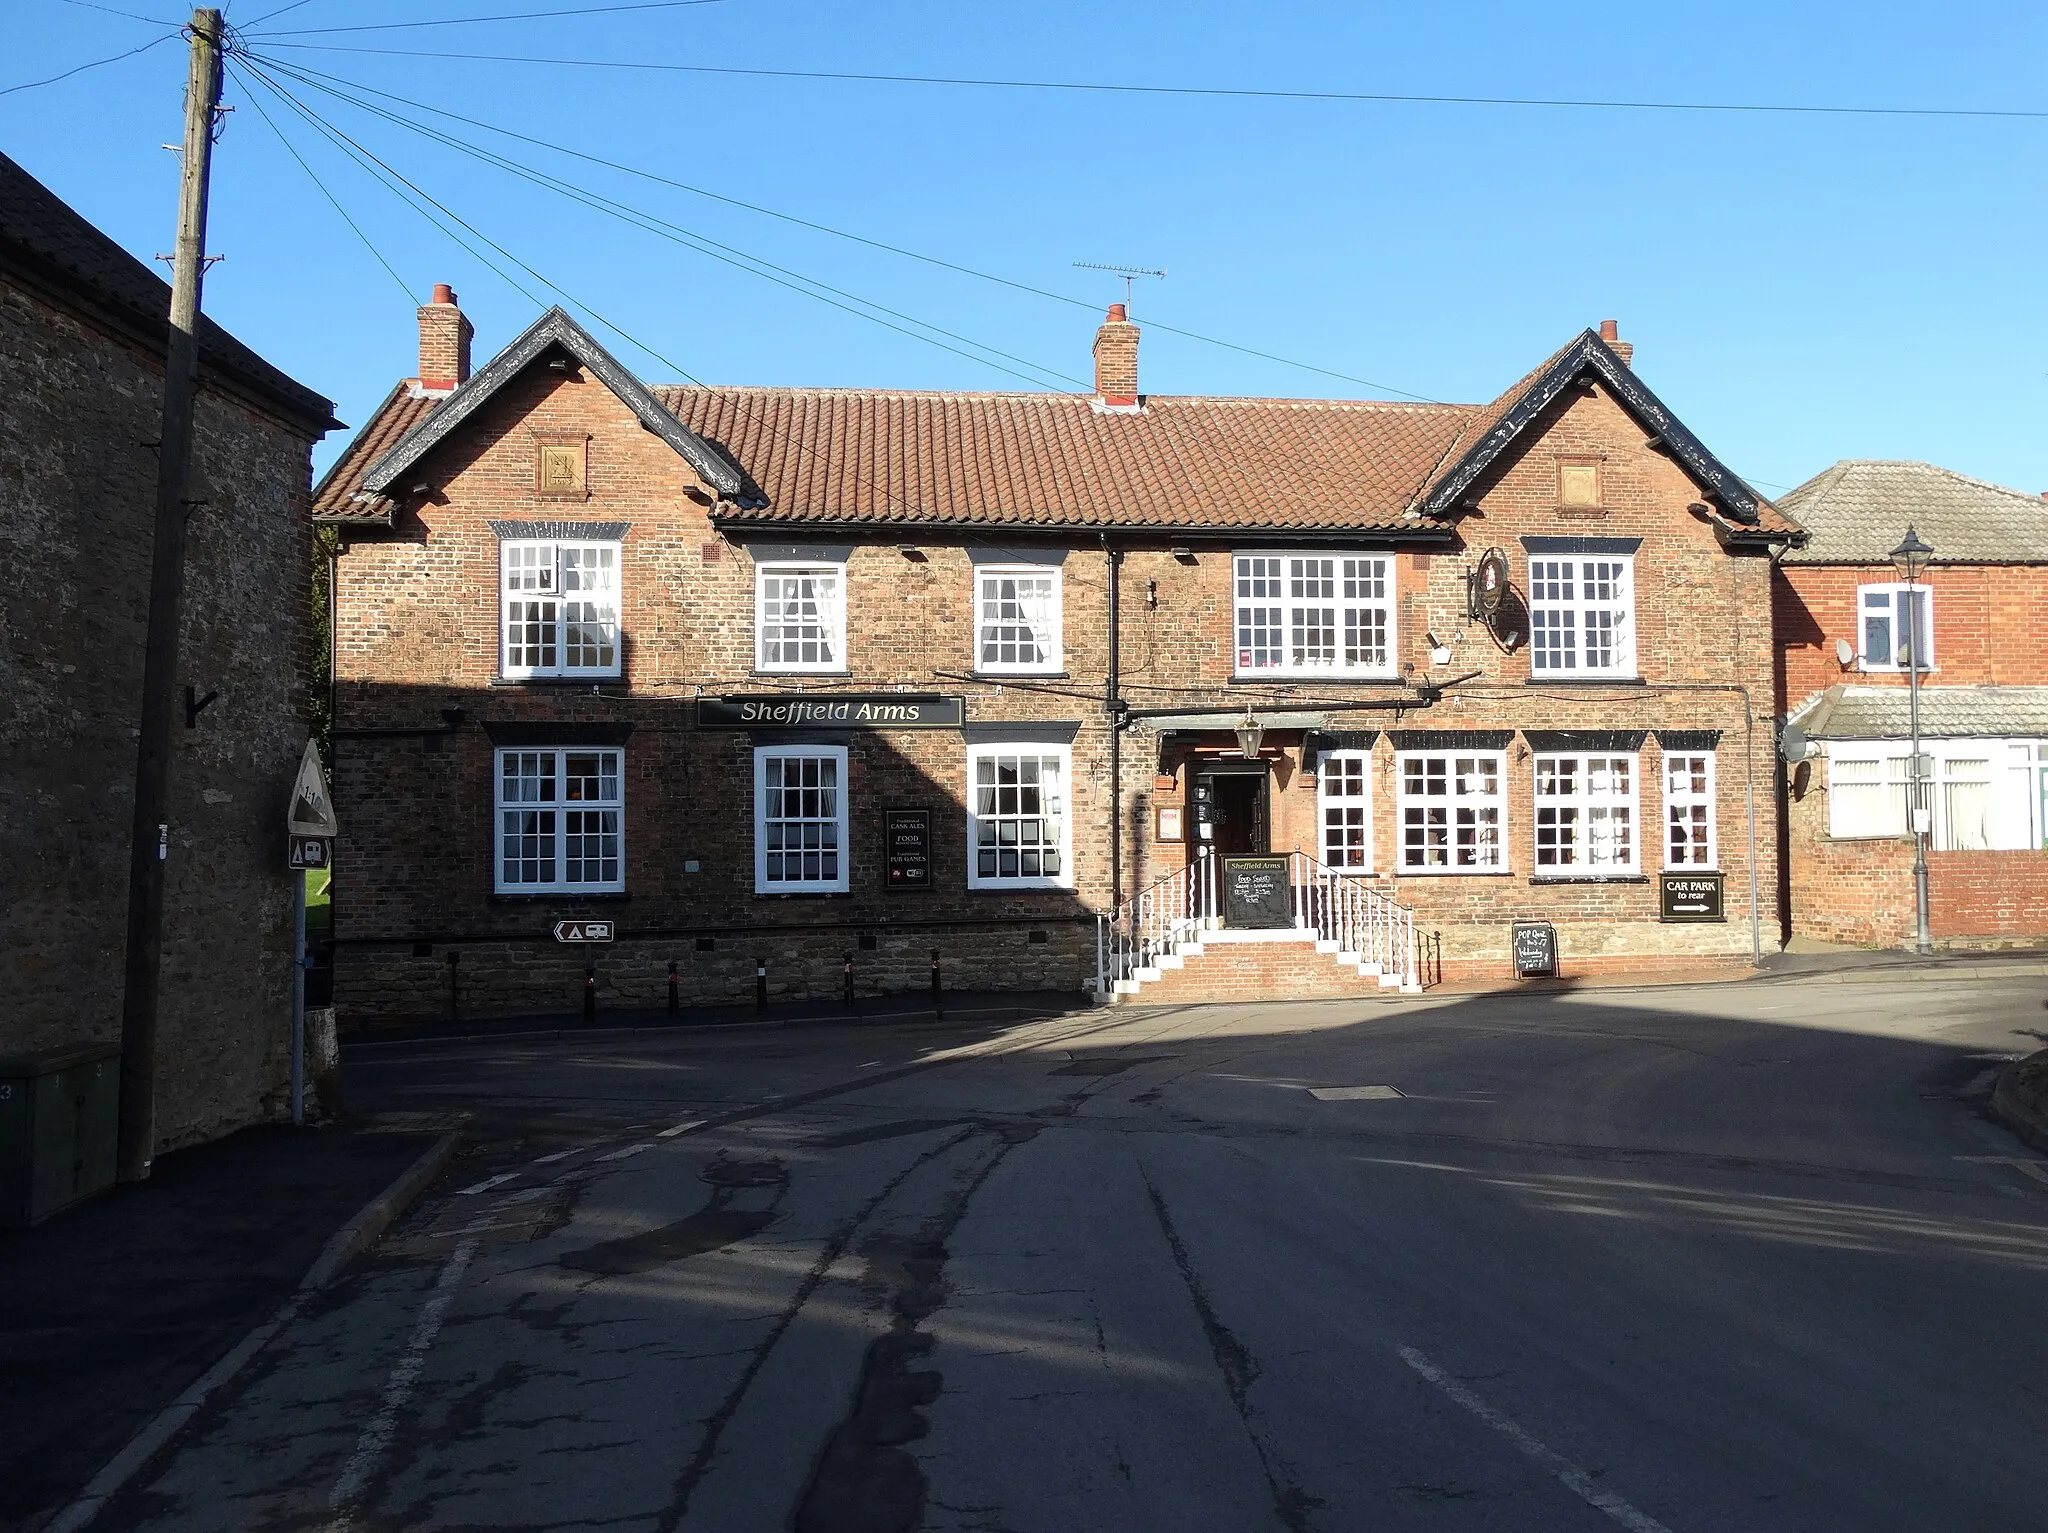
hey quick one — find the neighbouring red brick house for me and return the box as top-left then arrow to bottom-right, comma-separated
315,294 -> 1797,1022
1775,460 -> 2048,948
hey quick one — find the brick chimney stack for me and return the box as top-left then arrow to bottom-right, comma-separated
1598,319 -> 1634,367
1093,302 -> 1140,409
417,282 -> 473,393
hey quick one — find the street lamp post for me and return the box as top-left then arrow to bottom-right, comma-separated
1891,524 -> 1934,955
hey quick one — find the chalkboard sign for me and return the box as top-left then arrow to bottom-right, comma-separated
1223,856 -> 1293,929
884,807 -> 931,891
1511,921 -> 1558,978
1659,871 -> 1725,922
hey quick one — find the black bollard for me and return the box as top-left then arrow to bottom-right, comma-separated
667,958 -> 679,1016
930,947 -> 942,1007
446,949 -> 460,1022
756,959 -> 768,1010
843,952 -> 856,1008
583,958 -> 597,1024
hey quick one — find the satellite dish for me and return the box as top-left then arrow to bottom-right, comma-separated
1834,637 -> 1854,667
1779,723 -> 1809,763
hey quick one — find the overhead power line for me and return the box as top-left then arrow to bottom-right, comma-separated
1,33 -> 174,98
238,44 -> 2048,122
248,0 -> 731,37
242,50 -> 1091,390
239,48 -> 1447,402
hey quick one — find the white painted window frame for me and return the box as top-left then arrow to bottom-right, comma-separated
493,746 -> 625,894
1232,551 -> 1396,680
1530,752 -> 1640,875
754,744 -> 850,894
1855,582 -> 1936,673
1396,750 -> 1507,873
1824,737 -> 2042,850
754,563 -> 847,673
499,538 -> 622,680
1661,751 -> 1719,871
1527,553 -> 1637,678
1316,749 -> 1374,872
966,743 -> 1074,890
974,565 -> 1064,674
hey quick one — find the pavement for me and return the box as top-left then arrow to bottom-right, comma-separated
26,963 -> 2044,1533
1,1122 -> 440,1533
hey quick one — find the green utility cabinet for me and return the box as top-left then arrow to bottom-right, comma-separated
0,1042 -> 121,1226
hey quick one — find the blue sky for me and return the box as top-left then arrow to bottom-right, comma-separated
9,0 -> 2046,499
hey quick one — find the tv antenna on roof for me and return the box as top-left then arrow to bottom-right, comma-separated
1074,262 -> 1166,309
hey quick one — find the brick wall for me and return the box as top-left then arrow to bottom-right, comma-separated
332,331 -> 1780,1021
0,273 -> 320,1150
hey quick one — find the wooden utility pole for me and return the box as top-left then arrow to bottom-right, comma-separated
118,8 -> 225,1183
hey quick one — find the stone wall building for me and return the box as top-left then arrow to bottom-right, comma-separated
0,152 -> 337,1149
1776,460 -> 2048,948
316,295 -> 1797,1022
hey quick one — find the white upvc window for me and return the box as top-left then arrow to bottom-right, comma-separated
756,563 -> 845,672
1824,741 -> 2031,850
967,745 -> 1071,888
1534,753 -> 1638,873
495,747 -> 624,893
500,540 -> 620,679
1856,583 -> 1935,672
975,567 -> 1062,673
1233,552 -> 1395,678
1529,555 -> 1635,677
1397,752 -> 1505,872
1662,752 -> 1718,870
1317,750 -> 1374,871
754,745 -> 848,893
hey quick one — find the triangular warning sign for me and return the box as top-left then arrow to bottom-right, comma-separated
287,738 -> 339,836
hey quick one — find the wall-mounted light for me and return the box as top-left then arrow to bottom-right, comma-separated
1234,708 -> 1264,760
1170,546 -> 1196,564
896,544 -> 926,562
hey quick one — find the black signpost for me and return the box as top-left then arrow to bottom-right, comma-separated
1659,872 -> 1725,923
1222,856 -> 1293,929
885,807 -> 932,890
1511,920 -> 1559,979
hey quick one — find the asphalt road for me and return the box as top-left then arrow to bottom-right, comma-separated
95,972 -> 2048,1532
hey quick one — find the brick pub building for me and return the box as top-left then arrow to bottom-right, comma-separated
1776,460 -> 2048,948
316,293 -> 1798,1023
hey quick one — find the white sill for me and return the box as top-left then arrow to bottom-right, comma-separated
1232,669 -> 1397,682
1395,865 -> 1514,876
968,879 -> 1074,893
1855,665 -> 1939,676
1660,866 -> 1724,875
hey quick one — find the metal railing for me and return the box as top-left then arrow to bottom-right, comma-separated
1095,849 -> 1419,994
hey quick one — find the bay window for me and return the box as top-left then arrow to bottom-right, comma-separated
1398,752 -> 1505,872
1317,750 -> 1374,871
1532,753 -> 1638,873
1234,552 -> 1395,678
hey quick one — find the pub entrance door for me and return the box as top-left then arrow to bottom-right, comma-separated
1195,766 -> 1269,856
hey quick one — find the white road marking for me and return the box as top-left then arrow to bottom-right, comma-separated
453,1172 -> 519,1196
656,1119 -> 708,1138
326,1239 -> 478,1529
1958,1155 -> 2048,1185
530,1149 -> 578,1164
1398,1346 -> 1675,1533
596,1141 -> 656,1162
1309,1084 -> 1404,1101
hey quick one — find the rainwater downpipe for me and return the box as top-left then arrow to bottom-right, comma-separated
1105,541 -> 1124,914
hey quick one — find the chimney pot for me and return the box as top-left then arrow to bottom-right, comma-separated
1093,304 -> 1139,408
417,282 -> 473,393
1596,318 -> 1634,367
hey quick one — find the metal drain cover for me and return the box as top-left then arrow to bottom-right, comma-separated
1307,1085 -> 1404,1101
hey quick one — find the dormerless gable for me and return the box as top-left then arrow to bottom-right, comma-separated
361,307 -> 741,500
1415,329 -> 1774,533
